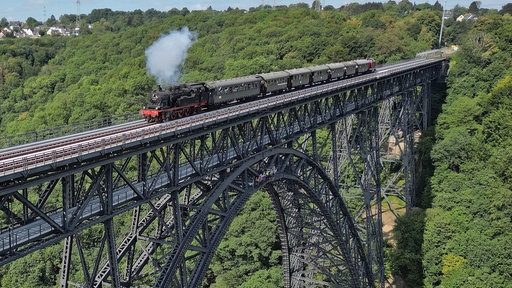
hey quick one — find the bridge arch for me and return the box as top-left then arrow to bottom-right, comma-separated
155,147 -> 374,288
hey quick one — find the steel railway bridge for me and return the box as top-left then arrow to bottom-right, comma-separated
0,58 -> 446,287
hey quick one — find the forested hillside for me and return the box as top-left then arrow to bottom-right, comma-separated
422,12 -> 512,287
0,1 -> 510,287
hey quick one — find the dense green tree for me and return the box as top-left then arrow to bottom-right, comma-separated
468,1 -> 481,14
59,14 -> 77,26
413,11 -> 441,36
207,191 -> 281,287
443,19 -> 473,45
341,2 -> 384,16
397,0 -> 414,15
500,3 -> 512,15
390,208 -> 426,287
433,1 -> 443,11
87,8 -> 115,23
359,10 -> 385,28
45,15 -> 57,26
423,10 -> 512,288
238,267 -> 283,287
0,17 -> 8,28
0,246 -> 61,287
24,17 -> 41,29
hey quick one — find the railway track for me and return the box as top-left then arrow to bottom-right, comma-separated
0,120 -> 149,161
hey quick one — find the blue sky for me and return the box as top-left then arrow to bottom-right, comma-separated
1,0 -> 508,21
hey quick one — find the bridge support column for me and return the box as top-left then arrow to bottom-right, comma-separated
59,237 -> 73,288
403,89 -> 416,210
104,163 -> 121,287
138,153 -> 148,196
422,82 -> 431,129
59,174 -> 74,288
360,106 -> 384,286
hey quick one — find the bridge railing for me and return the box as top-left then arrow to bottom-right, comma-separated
0,113 -> 140,149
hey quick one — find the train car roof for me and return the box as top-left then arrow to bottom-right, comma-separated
308,65 -> 330,72
186,82 -> 206,86
354,59 -> 371,65
206,75 -> 261,88
341,61 -> 358,67
285,67 -> 312,75
257,71 -> 290,80
326,62 -> 346,69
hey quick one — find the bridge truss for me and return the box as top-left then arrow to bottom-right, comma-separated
0,59 -> 445,287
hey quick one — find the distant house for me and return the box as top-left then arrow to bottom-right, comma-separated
47,26 -> 70,36
21,28 -> 35,37
457,13 -> 478,22
0,27 -> 11,38
1,21 -> 90,38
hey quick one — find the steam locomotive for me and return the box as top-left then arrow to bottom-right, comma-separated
141,59 -> 376,122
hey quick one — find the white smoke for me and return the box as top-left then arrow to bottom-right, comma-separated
145,27 -> 198,86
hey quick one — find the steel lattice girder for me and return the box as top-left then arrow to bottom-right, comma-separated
0,61 -> 444,288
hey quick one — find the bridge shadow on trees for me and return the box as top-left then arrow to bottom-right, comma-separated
389,80 -> 447,287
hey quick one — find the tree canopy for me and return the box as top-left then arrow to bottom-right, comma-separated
423,11 -> 512,288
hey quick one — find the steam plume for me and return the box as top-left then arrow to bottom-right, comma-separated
145,27 -> 198,86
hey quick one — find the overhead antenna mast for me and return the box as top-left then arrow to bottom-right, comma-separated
76,0 -> 81,28
438,0 -> 447,47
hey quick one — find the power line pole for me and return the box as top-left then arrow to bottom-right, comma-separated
76,0 -> 81,28
438,0 -> 447,47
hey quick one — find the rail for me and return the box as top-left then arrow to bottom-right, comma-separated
0,113 -> 140,149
